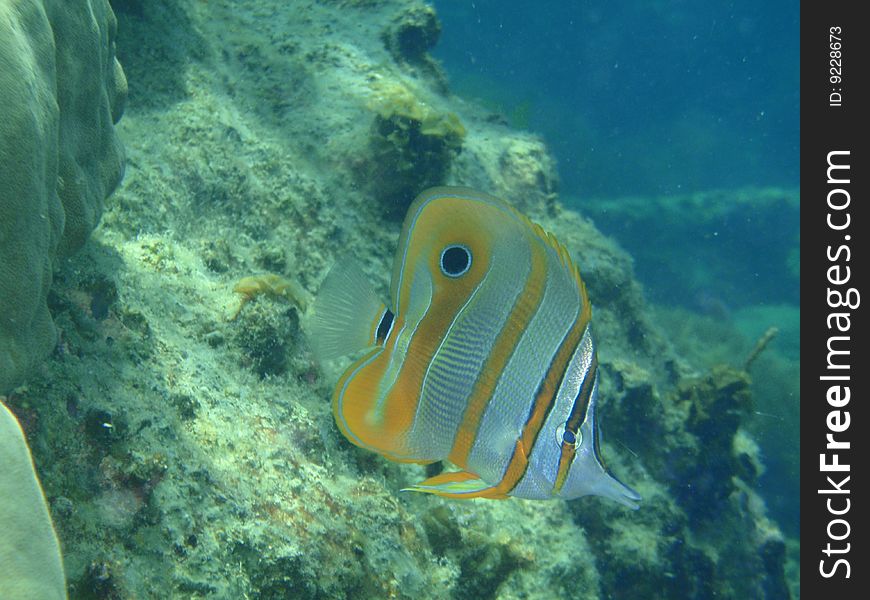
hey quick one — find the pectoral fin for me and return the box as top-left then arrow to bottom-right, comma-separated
402,471 -> 509,499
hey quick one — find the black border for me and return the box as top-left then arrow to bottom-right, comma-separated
801,2 -> 866,596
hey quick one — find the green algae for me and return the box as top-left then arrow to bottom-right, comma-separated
232,295 -> 301,378
367,82 -> 467,216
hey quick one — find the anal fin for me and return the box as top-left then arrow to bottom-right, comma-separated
402,471 -> 509,499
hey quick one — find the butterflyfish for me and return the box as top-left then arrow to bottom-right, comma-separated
308,187 -> 640,507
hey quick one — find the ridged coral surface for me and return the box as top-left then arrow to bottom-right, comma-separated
0,0 -> 126,392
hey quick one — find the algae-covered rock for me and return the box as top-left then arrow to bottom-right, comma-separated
232,297 -> 300,378
382,5 -> 441,64
0,0 -> 126,393
0,400 -> 66,600
497,137 -> 560,214
381,3 -> 445,85
377,2 -> 450,96
367,81 -> 466,216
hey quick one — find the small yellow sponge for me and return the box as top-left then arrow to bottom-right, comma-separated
0,402 -> 66,600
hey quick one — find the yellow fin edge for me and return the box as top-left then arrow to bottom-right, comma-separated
401,471 -> 510,500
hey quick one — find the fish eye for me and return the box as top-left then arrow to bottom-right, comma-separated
555,423 -> 581,448
440,244 -> 472,278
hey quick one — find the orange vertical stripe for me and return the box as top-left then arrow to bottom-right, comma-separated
494,300 -> 591,495
335,199 -> 497,462
372,225 -> 494,455
448,233 -> 548,465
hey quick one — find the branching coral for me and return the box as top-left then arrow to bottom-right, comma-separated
231,274 -> 312,320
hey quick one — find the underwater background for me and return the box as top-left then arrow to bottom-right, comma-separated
433,0 -> 801,540
1,0 -> 798,598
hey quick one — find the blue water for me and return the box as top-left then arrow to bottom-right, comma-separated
432,0 -> 799,199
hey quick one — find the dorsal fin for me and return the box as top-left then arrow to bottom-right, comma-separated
519,213 -> 591,315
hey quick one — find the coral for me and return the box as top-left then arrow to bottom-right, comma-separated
381,4 -> 443,80
0,0 -> 126,393
674,366 -> 752,517
231,274 -> 312,320
383,5 -> 441,63
229,274 -> 311,376
0,400 -> 66,600
232,297 -> 301,377
366,83 -> 466,216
